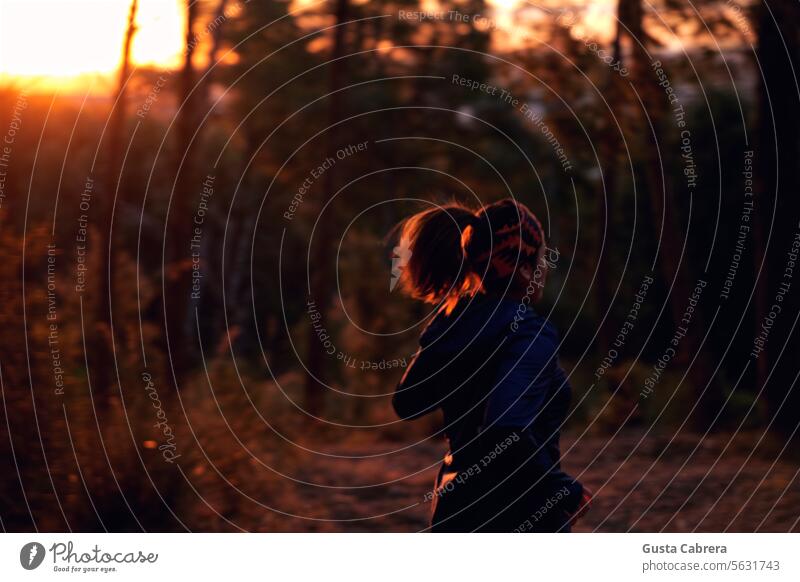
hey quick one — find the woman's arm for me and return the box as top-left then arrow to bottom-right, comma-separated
480,328 -> 583,507
392,346 -> 446,420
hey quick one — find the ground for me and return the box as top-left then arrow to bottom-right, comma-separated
252,429 -> 800,532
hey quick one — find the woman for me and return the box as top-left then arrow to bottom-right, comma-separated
392,199 -> 590,532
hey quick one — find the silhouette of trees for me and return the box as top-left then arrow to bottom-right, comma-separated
756,0 -> 800,445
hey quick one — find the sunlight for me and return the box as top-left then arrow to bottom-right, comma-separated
0,0 -> 183,89
0,0 -> 618,92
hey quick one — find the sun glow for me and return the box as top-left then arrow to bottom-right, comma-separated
0,0 -> 617,92
0,0 -> 184,90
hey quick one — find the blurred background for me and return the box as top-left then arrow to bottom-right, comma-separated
0,0 -> 798,532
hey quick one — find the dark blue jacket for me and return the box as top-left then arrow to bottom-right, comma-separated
394,294 -> 583,532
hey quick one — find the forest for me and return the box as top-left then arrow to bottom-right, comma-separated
0,0 -> 798,532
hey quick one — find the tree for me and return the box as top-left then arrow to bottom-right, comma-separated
198,0 -> 229,114
755,0 -> 800,444
305,0 -> 350,418
618,0 -> 721,427
165,0 -> 199,384
94,0 -> 138,409
595,5 -> 625,358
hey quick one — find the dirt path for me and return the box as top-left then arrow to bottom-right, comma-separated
257,430 -> 799,532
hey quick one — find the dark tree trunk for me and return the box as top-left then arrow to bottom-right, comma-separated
620,0 -> 719,427
94,0 -> 138,410
756,0 -> 800,443
594,10 -> 624,358
304,0 -> 350,418
165,0 -> 199,383
199,0 -> 229,112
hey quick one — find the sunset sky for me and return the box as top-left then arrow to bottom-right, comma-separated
0,0 -> 618,91
0,0 -> 184,87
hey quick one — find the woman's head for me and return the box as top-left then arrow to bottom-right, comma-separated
396,204 -> 478,305
463,199 -> 546,295
395,199 -> 547,310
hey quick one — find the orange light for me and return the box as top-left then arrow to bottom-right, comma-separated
0,0 -> 183,89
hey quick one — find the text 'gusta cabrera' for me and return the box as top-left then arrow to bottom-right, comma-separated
643,544 -> 728,554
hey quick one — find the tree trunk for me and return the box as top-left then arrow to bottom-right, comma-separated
165,0 -> 199,383
756,0 -> 800,443
304,0 -> 349,418
594,10 -> 624,358
199,0 -> 229,112
620,0 -> 719,427
94,0 -> 138,410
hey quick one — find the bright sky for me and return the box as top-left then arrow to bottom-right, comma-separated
0,0 -> 617,91
0,0 -> 184,88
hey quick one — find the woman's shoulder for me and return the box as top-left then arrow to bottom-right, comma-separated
502,302 -> 561,354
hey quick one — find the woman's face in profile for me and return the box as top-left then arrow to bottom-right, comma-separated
515,246 -> 548,302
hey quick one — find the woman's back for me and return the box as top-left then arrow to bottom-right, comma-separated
391,198 -> 586,531
394,295 -> 581,531
394,295 -> 515,460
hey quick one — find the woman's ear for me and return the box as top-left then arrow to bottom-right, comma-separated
532,259 -> 549,298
